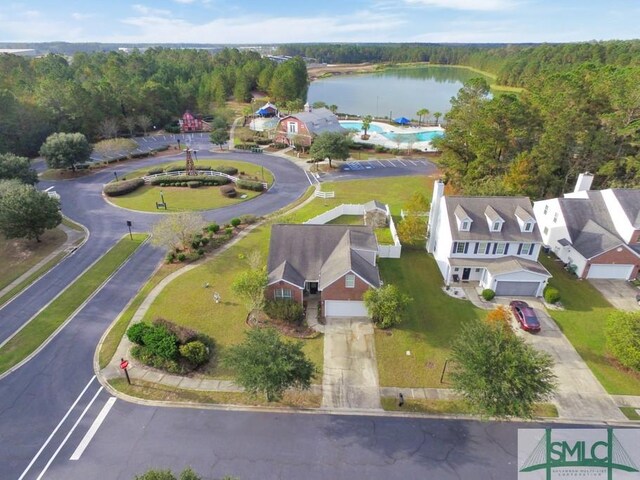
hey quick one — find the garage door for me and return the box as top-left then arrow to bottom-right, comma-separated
494,281 -> 540,297
587,264 -> 634,279
324,300 -> 368,317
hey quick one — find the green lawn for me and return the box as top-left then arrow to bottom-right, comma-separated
375,227 -> 394,245
0,234 -> 147,375
540,255 -> 640,395
620,407 -> 640,421
375,250 -> 484,387
381,397 -> 558,418
326,215 -> 363,225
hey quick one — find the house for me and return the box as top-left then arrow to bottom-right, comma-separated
274,104 -> 345,147
255,102 -> 278,117
426,180 -> 551,296
266,224 -> 380,317
533,173 -> 640,280
179,111 -> 211,133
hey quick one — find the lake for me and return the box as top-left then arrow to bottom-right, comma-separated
307,66 -> 492,119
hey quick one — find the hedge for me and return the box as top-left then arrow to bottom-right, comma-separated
235,142 -> 258,150
213,165 -> 239,175
543,286 -> 561,304
264,300 -> 305,324
255,138 -> 272,145
149,175 -> 230,187
236,179 -> 264,191
481,289 -> 495,301
147,167 -> 164,175
187,181 -> 202,188
272,143 -> 289,149
103,178 -> 145,197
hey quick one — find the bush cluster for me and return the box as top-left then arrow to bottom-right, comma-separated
147,167 -> 164,175
235,142 -> 258,150
187,181 -> 201,188
543,286 -> 561,304
481,289 -> 495,301
272,142 -> 289,149
213,165 -> 239,175
264,299 -> 305,325
255,139 -> 272,145
220,184 -> 237,197
239,214 -> 258,224
230,218 -> 241,227
103,178 -> 145,197
149,175 -> 230,187
236,179 -> 264,191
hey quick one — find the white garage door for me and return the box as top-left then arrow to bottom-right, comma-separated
494,281 -> 540,297
587,264 -> 634,279
324,300 -> 368,317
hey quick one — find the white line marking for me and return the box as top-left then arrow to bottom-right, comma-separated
304,171 -> 313,186
70,397 -> 116,461
376,160 -> 386,167
387,160 -> 397,167
410,160 -> 419,166
397,159 -> 407,166
18,376 -> 96,480
36,387 -> 104,480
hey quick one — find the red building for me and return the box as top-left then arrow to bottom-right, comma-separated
179,111 -> 211,132
274,104 -> 345,147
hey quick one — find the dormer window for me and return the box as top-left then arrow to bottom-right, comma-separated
484,205 -> 504,232
454,204 -> 472,232
492,221 -> 501,232
524,222 -> 533,232
461,220 -> 469,231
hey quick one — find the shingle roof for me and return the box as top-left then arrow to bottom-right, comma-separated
449,256 -> 551,277
484,205 -> 502,222
571,219 -> 624,259
444,196 -> 541,242
514,205 -> 534,222
284,107 -> 346,136
454,205 -> 470,221
267,224 -> 379,289
364,200 -> 386,212
611,189 -> 640,228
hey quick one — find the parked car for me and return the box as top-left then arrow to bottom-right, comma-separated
509,300 -> 541,333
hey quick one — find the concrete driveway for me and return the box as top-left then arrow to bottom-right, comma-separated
322,317 -> 381,410
507,301 -> 626,421
588,279 -> 640,311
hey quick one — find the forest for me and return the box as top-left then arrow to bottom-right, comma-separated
0,48 -> 308,157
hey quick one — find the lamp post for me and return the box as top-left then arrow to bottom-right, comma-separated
114,171 -> 119,181
126,220 -> 133,240
177,138 -> 181,150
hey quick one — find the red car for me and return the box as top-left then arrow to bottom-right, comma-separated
509,300 -> 541,333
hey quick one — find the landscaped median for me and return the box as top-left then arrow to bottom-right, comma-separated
0,233 -> 148,375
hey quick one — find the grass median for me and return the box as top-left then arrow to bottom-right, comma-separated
0,234 -> 148,375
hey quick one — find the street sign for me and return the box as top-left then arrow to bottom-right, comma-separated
120,360 -> 129,370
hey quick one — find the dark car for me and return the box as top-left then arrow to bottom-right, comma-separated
509,300 -> 541,333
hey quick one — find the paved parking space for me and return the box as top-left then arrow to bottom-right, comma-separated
589,279 -> 640,311
340,159 -> 432,171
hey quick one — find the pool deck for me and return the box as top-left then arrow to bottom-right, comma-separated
340,120 -> 444,152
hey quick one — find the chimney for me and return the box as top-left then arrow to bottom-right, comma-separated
304,102 -> 311,113
574,172 -> 594,193
426,180 -> 445,253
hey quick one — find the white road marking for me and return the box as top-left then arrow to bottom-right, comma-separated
376,160 -> 386,167
410,160 -> 419,166
18,376 -> 96,480
396,159 -> 407,166
387,160 -> 397,167
36,387 -> 104,480
70,397 -> 116,461
304,171 -> 314,186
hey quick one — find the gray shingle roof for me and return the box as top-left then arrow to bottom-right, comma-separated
514,205 -> 533,222
571,219 -> 623,259
444,196 -> 541,242
449,256 -> 551,277
364,200 -> 386,212
484,205 -> 502,222
283,107 -> 346,136
611,189 -> 640,228
267,224 -> 379,289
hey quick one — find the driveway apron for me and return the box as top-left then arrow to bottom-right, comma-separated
322,317 -> 381,410
588,279 -> 640,311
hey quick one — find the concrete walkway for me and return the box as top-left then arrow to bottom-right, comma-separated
0,222 -> 85,301
321,317 -> 381,410
589,279 -> 640,311
305,299 -> 324,333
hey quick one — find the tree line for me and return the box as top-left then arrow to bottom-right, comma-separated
0,48 -> 307,157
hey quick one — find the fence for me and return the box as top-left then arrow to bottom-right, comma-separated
383,204 -> 402,258
141,170 -> 268,190
315,191 -> 335,199
400,209 -> 429,219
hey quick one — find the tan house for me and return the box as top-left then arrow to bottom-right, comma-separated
266,224 -> 380,317
274,104 -> 345,147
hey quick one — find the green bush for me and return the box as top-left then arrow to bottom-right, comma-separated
481,289 -> 495,301
239,214 -> 258,224
230,218 -> 241,227
207,223 -> 220,233
200,237 -> 209,246
165,251 -> 175,263
264,299 -> 304,324
606,311 -> 640,371
150,175 -> 229,187
187,181 -> 202,188
374,145 -> 387,153
220,185 -> 237,197
179,341 -> 209,366
164,165 -> 184,173
214,165 -> 239,175
147,167 -> 164,175
236,179 -> 264,191
235,142 -> 258,150
103,178 -> 145,197
177,253 -> 186,262
142,325 -> 178,360
255,138 -> 272,145
153,318 -> 198,344
225,227 -> 233,235
543,286 -> 561,304
127,322 -> 151,345
197,248 -> 204,256
272,142 -> 289,149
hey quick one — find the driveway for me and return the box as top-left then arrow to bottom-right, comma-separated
589,279 -> 640,311
322,317 -> 381,410
507,300 -> 626,421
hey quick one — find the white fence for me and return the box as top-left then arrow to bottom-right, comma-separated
400,209 -> 429,219
383,204 -> 402,258
315,190 -> 335,199
141,170 -> 268,190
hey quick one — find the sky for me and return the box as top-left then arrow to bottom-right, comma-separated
0,0 -> 637,44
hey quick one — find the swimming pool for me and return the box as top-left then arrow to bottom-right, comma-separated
339,120 -> 443,143
340,121 -> 384,133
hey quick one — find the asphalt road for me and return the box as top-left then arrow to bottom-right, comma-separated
0,148 -> 574,480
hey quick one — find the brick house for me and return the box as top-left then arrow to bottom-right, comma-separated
274,104 -> 345,147
266,224 -> 380,317
533,173 -> 640,280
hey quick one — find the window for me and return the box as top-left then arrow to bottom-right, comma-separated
495,243 -> 506,255
521,243 -> 533,255
461,220 -> 469,230
543,226 -> 549,235
524,222 -> 533,232
475,268 -> 481,273
492,221 -> 501,231
287,122 -> 298,134
544,205 -> 549,215
274,288 -> 293,299
456,242 -> 466,253
345,274 -> 356,288
553,212 -> 559,224
478,242 -> 488,254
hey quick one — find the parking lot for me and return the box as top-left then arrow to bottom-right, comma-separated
341,158 -> 433,171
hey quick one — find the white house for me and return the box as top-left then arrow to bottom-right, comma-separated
533,173 -> 640,280
426,180 -> 551,296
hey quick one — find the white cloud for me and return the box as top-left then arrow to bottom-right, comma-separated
131,4 -> 171,16
71,12 -> 95,21
405,0 -> 518,11
173,0 -> 196,3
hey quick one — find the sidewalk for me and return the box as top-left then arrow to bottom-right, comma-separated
0,222 -> 85,301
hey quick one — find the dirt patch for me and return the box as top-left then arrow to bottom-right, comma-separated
247,310 -> 320,339
308,63 -> 379,81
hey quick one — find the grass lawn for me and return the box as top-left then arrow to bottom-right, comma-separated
0,227 -> 67,292
375,250 -> 484,388
0,234 -> 147,375
540,255 -> 640,395
375,227 -> 394,245
326,215 -> 363,225
381,397 -> 558,418
109,378 -> 322,408
620,407 -> 640,421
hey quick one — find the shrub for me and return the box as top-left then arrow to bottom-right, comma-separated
235,142 -> 258,150
207,223 -> 220,233
225,227 -> 233,235
264,300 -> 305,324
255,138 -> 272,145
179,341 -> 209,366
191,239 -> 201,249
150,175 -> 230,187
197,248 -> 204,256
220,185 -> 237,197
485,306 -> 512,334
103,178 -> 145,197
543,286 -> 561,304
164,165 -> 184,173
180,182 -> 187,187
272,142 -> 289,149
127,322 -> 151,345
165,251 -> 176,263
147,167 -> 164,175
481,289 -> 495,301
239,214 -> 258,224
200,237 -> 209,246
374,145 -> 387,153
177,253 -> 186,262
142,325 -> 178,360
187,181 -> 202,188
236,179 -> 264,191
230,218 -> 241,227
153,318 -> 198,344
214,165 -> 239,175
605,311 -> 640,371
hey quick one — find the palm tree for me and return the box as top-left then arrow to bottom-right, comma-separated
433,112 -> 443,126
416,108 -> 429,126
361,115 -> 373,138
329,104 -> 338,114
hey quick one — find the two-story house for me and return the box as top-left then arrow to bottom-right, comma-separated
273,104 -> 345,147
533,173 -> 640,280
426,180 -> 551,296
